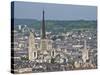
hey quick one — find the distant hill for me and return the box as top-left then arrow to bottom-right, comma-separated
13,18 -> 97,32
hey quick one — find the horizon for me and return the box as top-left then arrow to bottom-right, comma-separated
14,18 -> 97,21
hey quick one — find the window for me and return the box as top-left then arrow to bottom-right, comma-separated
34,52 -> 36,57
52,51 -> 54,56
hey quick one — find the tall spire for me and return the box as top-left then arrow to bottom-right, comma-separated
41,10 -> 46,39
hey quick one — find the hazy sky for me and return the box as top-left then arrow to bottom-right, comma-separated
13,1 -> 97,20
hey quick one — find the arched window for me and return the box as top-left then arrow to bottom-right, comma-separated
34,52 -> 36,57
52,51 -> 54,56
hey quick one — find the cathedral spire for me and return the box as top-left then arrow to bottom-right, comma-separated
41,10 -> 46,39
40,10 -> 48,50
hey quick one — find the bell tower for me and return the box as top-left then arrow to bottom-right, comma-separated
28,31 -> 37,61
82,40 -> 89,63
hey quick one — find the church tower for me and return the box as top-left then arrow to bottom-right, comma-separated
40,10 -> 48,50
82,40 -> 89,63
28,31 -> 37,61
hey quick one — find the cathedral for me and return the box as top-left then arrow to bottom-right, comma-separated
28,10 -> 56,62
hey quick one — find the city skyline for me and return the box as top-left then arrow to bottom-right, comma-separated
14,1 -> 97,20
11,1 -> 97,73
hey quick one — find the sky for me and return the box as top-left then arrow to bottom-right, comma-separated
13,1 -> 97,20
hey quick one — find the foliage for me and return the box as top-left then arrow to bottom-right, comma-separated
14,19 -> 97,33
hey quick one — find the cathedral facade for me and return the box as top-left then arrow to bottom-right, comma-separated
28,10 -> 56,63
